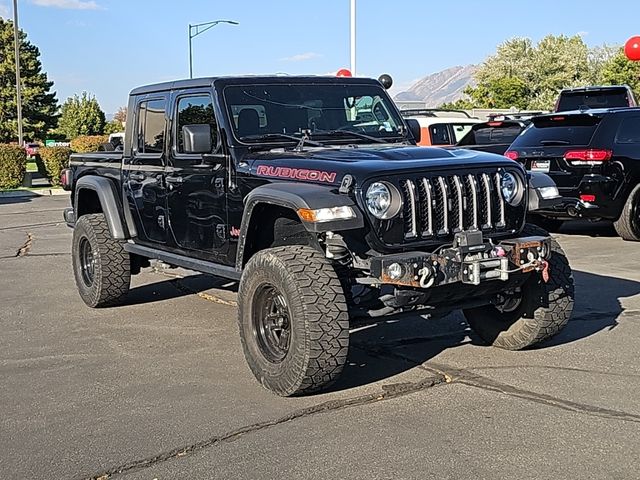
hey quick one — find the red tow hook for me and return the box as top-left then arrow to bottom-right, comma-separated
540,260 -> 550,283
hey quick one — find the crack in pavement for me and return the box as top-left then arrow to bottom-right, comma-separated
83,375 -> 446,480
0,221 -> 61,231
354,343 -> 640,424
154,270 -> 238,307
15,233 -> 33,257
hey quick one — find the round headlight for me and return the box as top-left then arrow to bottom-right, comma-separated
366,181 -> 402,219
500,172 -> 522,206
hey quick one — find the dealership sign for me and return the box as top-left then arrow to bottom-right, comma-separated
45,140 -> 71,147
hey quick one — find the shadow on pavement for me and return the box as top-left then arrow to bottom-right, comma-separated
540,269 -> 640,348
116,266 -> 639,391
0,195 -> 34,205
557,219 -> 617,237
117,272 -> 235,307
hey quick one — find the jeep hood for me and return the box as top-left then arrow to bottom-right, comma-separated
244,145 -> 518,186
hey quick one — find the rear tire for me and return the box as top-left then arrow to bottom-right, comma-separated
72,213 -> 131,307
237,246 -> 349,396
614,184 -> 640,241
463,224 -> 574,350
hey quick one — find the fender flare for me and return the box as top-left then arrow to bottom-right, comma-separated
235,182 -> 364,268
74,176 -> 130,240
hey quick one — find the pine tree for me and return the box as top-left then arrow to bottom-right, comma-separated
0,18 -> 58,142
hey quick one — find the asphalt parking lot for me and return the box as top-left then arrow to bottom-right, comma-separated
1,194 -> 639,480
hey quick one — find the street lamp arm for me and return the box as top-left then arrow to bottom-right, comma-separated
188,19 -> 239,79
190,20 -> 239,38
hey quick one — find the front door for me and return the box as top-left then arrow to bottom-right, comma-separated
123,95 -> 169,245
166,91 -> 228,260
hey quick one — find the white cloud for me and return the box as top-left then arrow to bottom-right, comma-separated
0,3 -> 10,17
577,31 -> 589,37
31,0 -> 101,10
280,52 -> 322,62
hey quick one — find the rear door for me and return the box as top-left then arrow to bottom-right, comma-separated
165,89 -> 229,260
509,114 -> 604,192
123,94 -> 169,245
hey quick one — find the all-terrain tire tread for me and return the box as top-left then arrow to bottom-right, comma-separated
72,213 -> 130,307
464,224 -> 574,350
238,245 -> 349,396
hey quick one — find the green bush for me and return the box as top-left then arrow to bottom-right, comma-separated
0,144 -> 27,189
71,135 -> 108,153
39,146 -> 71,186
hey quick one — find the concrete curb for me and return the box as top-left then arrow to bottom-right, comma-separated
0,188 -> 70,198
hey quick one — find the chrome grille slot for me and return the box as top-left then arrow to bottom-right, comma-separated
450,175 -> 464,233
395,169 -> 517,243
480,173 -> 492,229
402,179 -> 418,239
435,176 -> 449,235
494,172 -> 506,228
418,178 -> 434,237
465,174 -> 479,230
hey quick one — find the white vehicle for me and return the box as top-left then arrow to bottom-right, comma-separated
400,109 -> 482,147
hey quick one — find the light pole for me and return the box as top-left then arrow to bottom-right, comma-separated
350,0 -> 356,76
12,0 -> 23,146
188,20 -> 238,79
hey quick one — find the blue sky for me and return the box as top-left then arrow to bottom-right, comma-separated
2,0 -> 640,114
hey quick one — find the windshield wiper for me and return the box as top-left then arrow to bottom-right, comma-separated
313,129 -> 389,144
540,140 -> 570,145
241,133 -> 325,149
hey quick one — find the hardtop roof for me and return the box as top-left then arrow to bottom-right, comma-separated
129,75 -> 383,96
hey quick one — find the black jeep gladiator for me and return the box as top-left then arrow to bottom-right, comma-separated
62,76 -> 574,396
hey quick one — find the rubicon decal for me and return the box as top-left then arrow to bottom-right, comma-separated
256,165 -> 337,183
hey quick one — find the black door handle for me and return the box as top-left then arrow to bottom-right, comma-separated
166,176 -> 184,185
129,172 -> 145,182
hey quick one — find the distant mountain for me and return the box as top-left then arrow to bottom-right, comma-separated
395,65 -> 477,106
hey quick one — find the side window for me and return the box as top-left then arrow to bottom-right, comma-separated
137,98 -> 166,155
615,117 -> 640,144
176,95 -> 218,153
430,124 -> 451,145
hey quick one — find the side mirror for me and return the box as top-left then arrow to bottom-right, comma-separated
405,119 -> 421,143
182,124 -> 212,154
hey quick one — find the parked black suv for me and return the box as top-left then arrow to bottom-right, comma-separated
455,119 -> 528,155
506,108 -> 640,239
555,85 -> 637,112
62,76 -> 574,396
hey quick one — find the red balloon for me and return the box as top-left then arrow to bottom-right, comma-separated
336,68 -> 352,77
624,36 -> 640,61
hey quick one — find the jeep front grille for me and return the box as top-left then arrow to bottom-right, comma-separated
398,171 -> 514,243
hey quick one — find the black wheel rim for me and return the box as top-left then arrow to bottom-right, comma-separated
79,237 -> 96,287
252,283 -> 291,363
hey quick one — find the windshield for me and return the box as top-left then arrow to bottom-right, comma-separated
457,124 -> 523,146
510,115 -> 602,148
223,83 -> 405,145
556,89 -> 630,112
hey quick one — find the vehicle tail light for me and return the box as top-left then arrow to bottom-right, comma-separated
580,194 -> 596,202
564,149 -> 612,165
60,168 -> 72,191
504,151 -> 519,160
487,121 -> 503,127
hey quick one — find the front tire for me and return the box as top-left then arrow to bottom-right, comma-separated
614,184 -> 640,241
72,213 -> 131,307
463,224 -> 574,350
237,246 -> 349,396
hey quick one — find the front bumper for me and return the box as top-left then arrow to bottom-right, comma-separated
366,233 -> 550,289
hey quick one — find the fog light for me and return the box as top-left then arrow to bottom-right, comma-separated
387,263 -> 403,280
